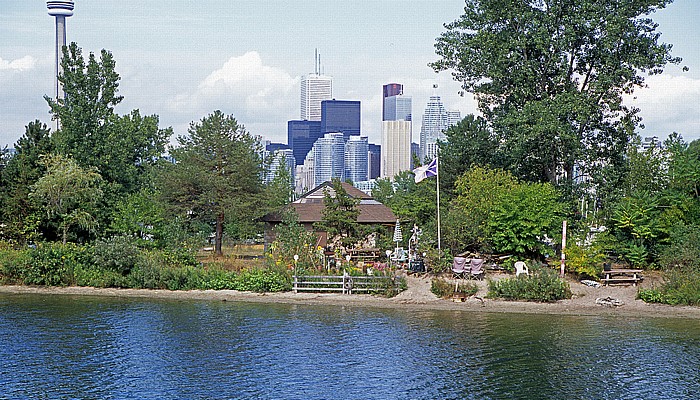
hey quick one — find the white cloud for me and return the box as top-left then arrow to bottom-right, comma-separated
0,55 -> 37,71
626,74 -> 700,141
169,51 -> 299,127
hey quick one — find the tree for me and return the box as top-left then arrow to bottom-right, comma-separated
432,0 -> 680,186
0,120 -> 54,243
446,167 -> 518,252
46,42 -> 122,159
159,110 -> 263,256
438,114 -> 502,196
314,178 -> 363,250
270,209 -> 322,269
30,155 -> 103,244
264,154 -> 295,210
45,43 -> 170,197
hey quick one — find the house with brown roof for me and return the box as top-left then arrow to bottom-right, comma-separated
262,181 -> 396,249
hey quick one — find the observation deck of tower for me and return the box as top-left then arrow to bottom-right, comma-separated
47,1 -> 74,101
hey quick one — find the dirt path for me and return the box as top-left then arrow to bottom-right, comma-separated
1,271 -> 699,319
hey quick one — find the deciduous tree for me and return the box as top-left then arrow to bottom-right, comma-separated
30,155 -> 103,244
432,0 -> 680,186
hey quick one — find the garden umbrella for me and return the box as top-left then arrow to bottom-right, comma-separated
393,219 -> 402,256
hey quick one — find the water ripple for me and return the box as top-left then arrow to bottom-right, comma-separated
1,294 -> 698,399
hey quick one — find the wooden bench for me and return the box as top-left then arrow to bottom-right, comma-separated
601,269 -> 643,286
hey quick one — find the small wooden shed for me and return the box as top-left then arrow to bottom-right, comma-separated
261,181 -> 396,249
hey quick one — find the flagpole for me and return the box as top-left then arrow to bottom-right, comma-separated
436,156 -> 441,253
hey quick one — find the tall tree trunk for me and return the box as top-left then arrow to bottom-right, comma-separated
215,212 -> 224,257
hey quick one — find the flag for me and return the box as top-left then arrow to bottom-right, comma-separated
413,158 -> 438,183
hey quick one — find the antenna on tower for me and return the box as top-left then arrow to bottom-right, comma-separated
315,48 -> 320,75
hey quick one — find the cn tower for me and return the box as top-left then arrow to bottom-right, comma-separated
47,1 -> 74,100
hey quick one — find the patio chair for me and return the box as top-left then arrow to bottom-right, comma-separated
514,261 -> 529,277
469,258 -> 485,280
452,257 -> 469,279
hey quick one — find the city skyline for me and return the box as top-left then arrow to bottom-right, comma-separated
2,1 -> 699,148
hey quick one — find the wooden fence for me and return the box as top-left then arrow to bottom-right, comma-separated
293,274 -> 400,294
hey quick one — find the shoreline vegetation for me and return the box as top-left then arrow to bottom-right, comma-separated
3,273 -> 699,320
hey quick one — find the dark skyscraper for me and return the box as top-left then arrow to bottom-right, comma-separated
383,83 -> 404,121
288,120 -> 322,166
368,143 -> 381,180
320,100 -> 361,141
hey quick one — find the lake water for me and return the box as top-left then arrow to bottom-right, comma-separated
1,293 -> 698,400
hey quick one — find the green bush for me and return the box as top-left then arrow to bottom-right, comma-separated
74,264 -> 130,288
0,244 -> 30,284
487,267 -> 571,302
658,224 -> 700,270
23,243 -> 91,286
431,278 -> 478,298
638,269 -> 700,306
160,265 -> 202,291
235,268 -> 291,292
566,240 -> 606,280
92,235 -> 141,275
199,268 -> 238,290
424,248 -> 453,274
128,253 -> 163,289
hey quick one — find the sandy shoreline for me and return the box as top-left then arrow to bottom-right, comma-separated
2,273 -> 699,319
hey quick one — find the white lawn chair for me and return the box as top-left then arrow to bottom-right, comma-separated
514,261 -> 529,277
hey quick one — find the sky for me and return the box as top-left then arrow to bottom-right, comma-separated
2,0 -> 699,149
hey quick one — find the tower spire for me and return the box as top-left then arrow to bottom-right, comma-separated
47,1 -> 74,101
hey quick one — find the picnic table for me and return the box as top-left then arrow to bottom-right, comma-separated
601,268 -> 643,286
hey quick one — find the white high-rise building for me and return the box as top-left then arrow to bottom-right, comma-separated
313,132 -> 345,186
344,136 -> 369,183
300,73 -> 333,121
381,120 -> 411,179
296,155 -> 315,194
447,110 -> 462,127
420,96 -> 448,162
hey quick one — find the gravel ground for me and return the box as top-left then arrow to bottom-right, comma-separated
1,270 -> 698,319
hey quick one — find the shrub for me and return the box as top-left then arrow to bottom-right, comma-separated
199,268 -> 238,290
159,265 -> 202,291
424,247 -> 453,274
0,245 -> 30,284
160,247 -> 199,268
235,268 -> 291,292
128,251 -> 164,289
431,278 -> 478,298
24,243 -> 91,286
74,264 -> 130,288
566,240 -> 606,280
92,235 -> 141,275
487,267 -> 571,302
658,224 -> 700,271
638,268 -> 700,306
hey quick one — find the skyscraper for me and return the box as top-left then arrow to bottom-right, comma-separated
420,95 -> 448,162
288,120 -> 322,166
47,1 -> 74,101
381,83 -> 412,179
368,144 -> 381,180
344,136 -> 369,183
447,110 -> 462,127
263,149 -> 295,186
300,74 -> 333,121
313,132 -> 345,186
320,100 -> 361,141
381,120 -> 411,179
383,83 -> 403,120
